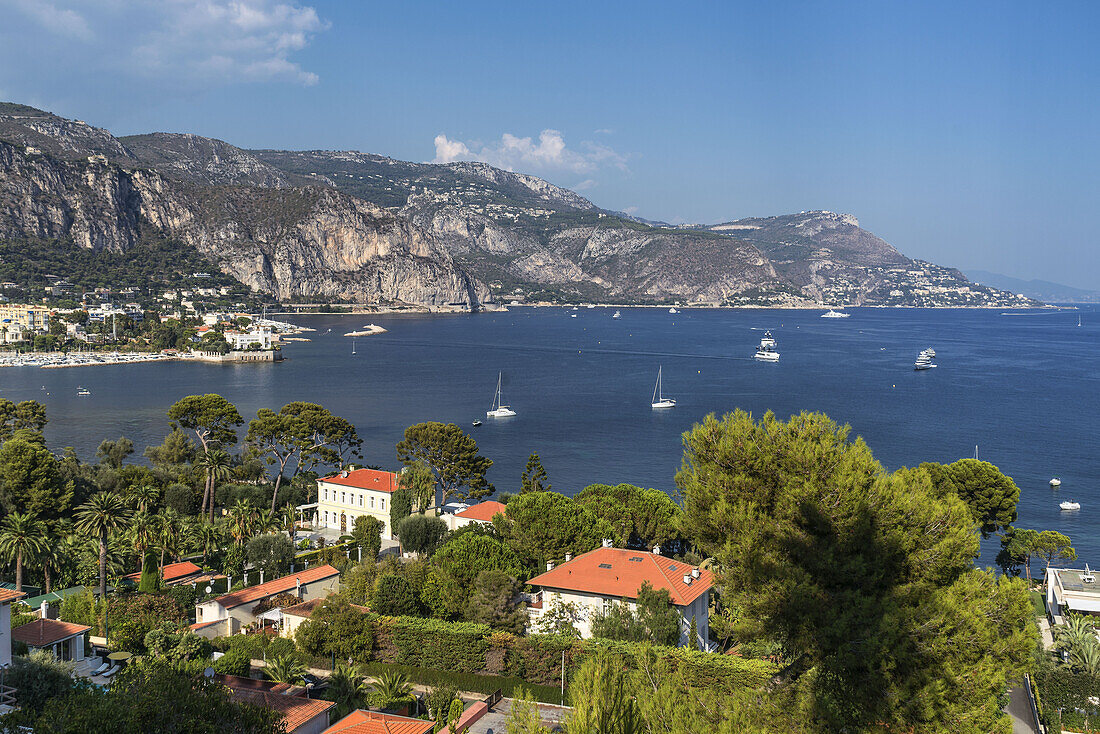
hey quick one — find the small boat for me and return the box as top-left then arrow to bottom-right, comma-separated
668,307 -> 679,314
77,387 -> 91,396
1050,477 -> 1062,488
821,309 -> 850,318
570,313 -> 577,318
471,420 -> 482,427
1078,314 -> 1083,327
1060,500 -> 1081,511
586,305 -> 595,309
486,372 -> 516,418
351,337 -> 357,355
572,306 -> 579,311
612,310 -> 621,319
651,366 -> 675,409
914,349 -> 936,370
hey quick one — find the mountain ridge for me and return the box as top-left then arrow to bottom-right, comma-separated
0,102 -> 1036,309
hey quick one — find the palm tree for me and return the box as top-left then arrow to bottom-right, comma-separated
373,670 -> 413,703
74,492 -> 132,598
256,508 -> 277,535
327,663 -> 371,718
0,513 -> 47,592
196,449 -> 233,523
158,507 -> 185,572
191,520 -> 222,566
131,484 -> 160,512
279,504 -> 297,536
228,499 -> 257,546
129,511 -> 160,573
263,653 -> 306,684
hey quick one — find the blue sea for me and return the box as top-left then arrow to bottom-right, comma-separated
2,306 -> 1097,564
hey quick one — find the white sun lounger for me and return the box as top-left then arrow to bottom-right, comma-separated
90,660 -> 110,676
100,664 -> 120,679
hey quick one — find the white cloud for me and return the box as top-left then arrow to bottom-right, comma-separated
432,129 -> 628,177
573,179 -> 597,191
5,0 -> 328,86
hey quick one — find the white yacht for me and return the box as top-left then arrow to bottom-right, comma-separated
612,310 -> 622,319
77,387 -> 91,396
914,348 -> 937,370
651,366 -> 675,409
821,309 -> 850,318
1060,500 -> 1081,511
1050,477 -> 1062,488
486,372 -> 517,418
570,313 -> 577,318
754,331 -> 780,361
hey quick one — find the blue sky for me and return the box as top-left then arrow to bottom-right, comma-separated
1,1 -> 1098,288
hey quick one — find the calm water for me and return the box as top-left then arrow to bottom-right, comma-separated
2,306 -> 1097,563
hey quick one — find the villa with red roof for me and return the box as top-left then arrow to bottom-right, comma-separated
195,565 -> 340,627
122,560 -> 203,587
315,468 -> 400,538
526,544 -> 714,649
323,709 -> 434,734
446,500 -> 507,531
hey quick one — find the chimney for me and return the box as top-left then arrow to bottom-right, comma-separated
652,545 -> 661,555
601,538 -> 613,548
564,553 -> 572,562
683,574 -> 692,585
259,570 -> 265,585
295,577 -> 302,597
39,601 -> 48,619
546,560 -> 555,571
691,568 -> 700,579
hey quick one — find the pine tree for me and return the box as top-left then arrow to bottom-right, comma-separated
521,453 -> 551,493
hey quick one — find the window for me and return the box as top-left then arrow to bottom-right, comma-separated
358,494 -> 363,506
341,492 -> 346,504
324,511 -> 329,524
381,498 -> 386,510
598,563 -> 613,569
323,488 -> 328,501
370,497 -> 375,509
629,556 -> 643,562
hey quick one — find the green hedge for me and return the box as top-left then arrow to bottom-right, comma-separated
369,615 -> 776,690
358,661 -> 563,704
1034,665 -> 1100,731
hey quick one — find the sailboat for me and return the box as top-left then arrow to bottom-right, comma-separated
651,366 -> 676,409
486,373 -> 517,417
351,337 -> 357,355
612,310 -> 621,319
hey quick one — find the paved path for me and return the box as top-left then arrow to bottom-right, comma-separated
1006,684 -> 1041,734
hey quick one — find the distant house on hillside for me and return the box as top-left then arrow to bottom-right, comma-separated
195,565 -> 340,628
278,596 -> 369,640
12,618 -> 90,662
445,500 -> 507,531
526,545 -> 713,649
313,468 -> 400,538
323,710 -> 433,734
122,561 -> 203,587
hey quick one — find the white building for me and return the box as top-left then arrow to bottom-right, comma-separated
195,565 -> 340,627
1046,566 -> 1100,623
444,500 -> 507,531
526,545 -> 713,649
0,590 -> 24,667
315,468 -> 400,538
224,327 -> 275,350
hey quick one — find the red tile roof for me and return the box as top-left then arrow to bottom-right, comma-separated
123,560 -> 202,584
454,501 -> 507,522
230,688 -> 335,733
323,710 -> 434,734
0,589 -> 26,604
12,618 -> 91,647
211,565 -> 339,609
319,468 -> 399,493
527,547 -> 713,607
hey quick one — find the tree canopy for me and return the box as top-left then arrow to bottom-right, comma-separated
429,532 -> 526,619
575,483 -> 684,550
921,458 -> 1019,535
396,422 -> 493,504
167,394 -> 243,451
677,409 -> 1034,732
0,399 -> 48,442
499,491 -> 612,568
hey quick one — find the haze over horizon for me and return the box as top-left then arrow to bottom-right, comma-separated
1,0 -> 1097,289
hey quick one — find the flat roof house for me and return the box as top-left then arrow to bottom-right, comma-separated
195,565 -> 340,627
315,468 -> 400,538
527,545 -> 713,649
1046,566 -> 1100,622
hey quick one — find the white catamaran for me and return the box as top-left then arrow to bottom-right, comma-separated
651,366 -> 676,409
486,372 -> 517,418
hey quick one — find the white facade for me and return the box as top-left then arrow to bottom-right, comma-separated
530,586 -> 710,649
225,327 -> 275,350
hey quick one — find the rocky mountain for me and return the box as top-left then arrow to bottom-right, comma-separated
0,102 -> 1034,309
